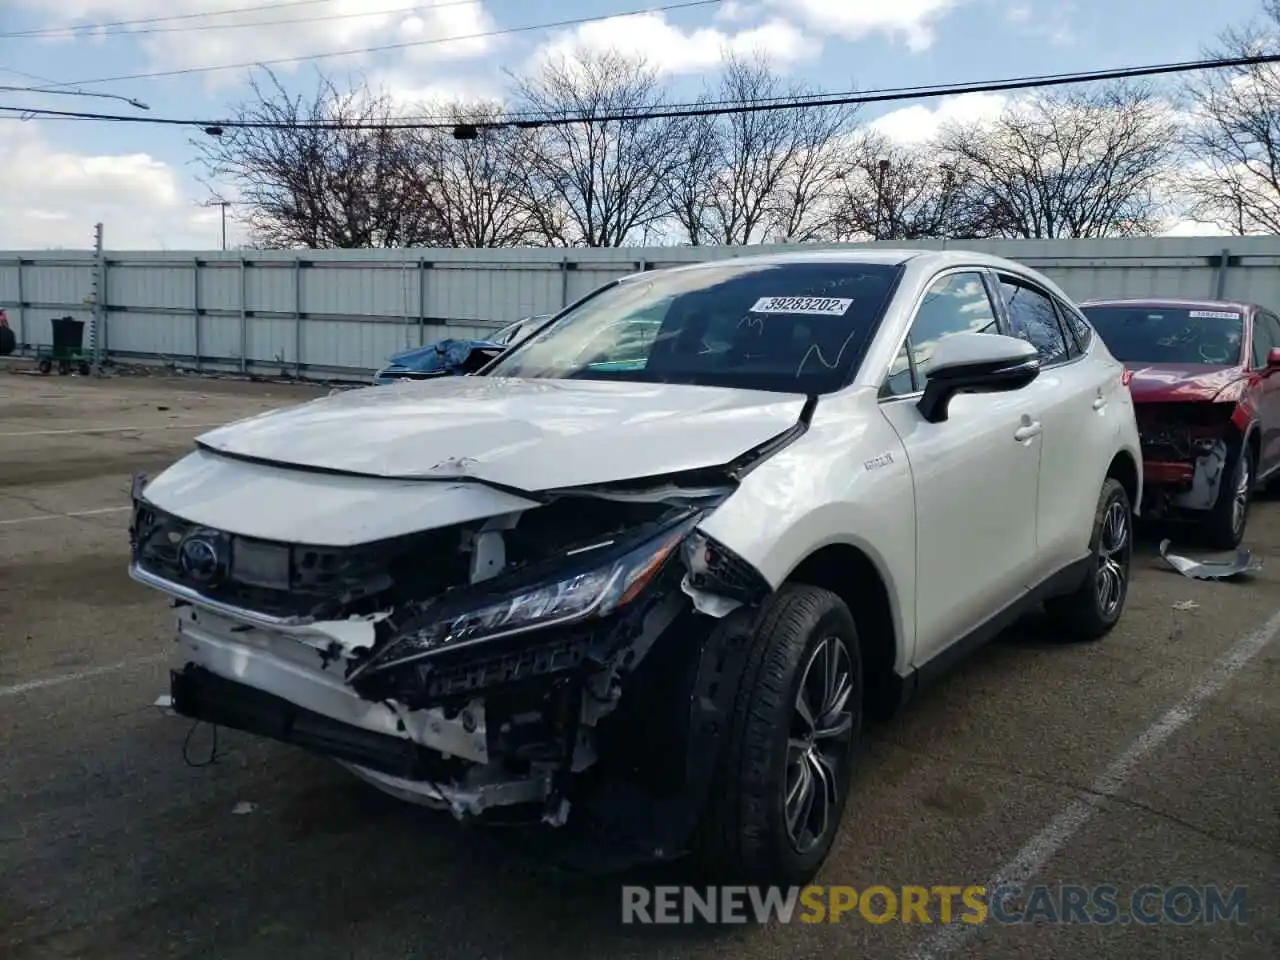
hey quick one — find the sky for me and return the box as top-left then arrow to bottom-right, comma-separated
0,0 -> 1266,249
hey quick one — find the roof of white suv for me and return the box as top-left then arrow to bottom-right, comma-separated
636,248 -> 1037,277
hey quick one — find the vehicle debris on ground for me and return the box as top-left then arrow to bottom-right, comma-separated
1158,539 -> 1262,581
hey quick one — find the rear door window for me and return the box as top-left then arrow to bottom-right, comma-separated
999,276 -> 1072,367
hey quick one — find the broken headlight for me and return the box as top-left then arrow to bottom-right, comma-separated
352,512 -> 702,675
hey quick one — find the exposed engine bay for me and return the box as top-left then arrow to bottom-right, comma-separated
128,452 -> 779,861
1135,402 -> 1238,513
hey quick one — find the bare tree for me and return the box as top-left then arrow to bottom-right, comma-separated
665,53 -> 857,245
935,83 -> 1179,238
766,104 -> 854,242
194,68 -> 440,248
401,100 -> 539,247
509,50 -> 688,247
1181,0 -> 1280,234
665,105 -> 720,245
828,133 -> 993,240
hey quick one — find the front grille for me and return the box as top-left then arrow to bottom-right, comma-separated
130,500 -> 466,620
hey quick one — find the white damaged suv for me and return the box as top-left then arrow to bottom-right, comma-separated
130,250 -> 1142,884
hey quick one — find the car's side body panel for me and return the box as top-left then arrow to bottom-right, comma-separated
697,387 -> 919,673
878,388 -> 1040,669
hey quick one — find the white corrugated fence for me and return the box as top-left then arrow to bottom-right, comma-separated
0,237 -> 1274,380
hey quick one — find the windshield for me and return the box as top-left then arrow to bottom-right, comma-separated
1082,305 -> 1244,365
483,261 -> 902,393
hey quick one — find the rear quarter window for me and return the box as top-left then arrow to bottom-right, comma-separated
1057,299 -> 1094,352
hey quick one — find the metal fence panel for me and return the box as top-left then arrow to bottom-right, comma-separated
3,237 -> 1280,379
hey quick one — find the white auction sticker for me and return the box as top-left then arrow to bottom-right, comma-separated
749,296 -> 853,316
1189,310 -> 1241,319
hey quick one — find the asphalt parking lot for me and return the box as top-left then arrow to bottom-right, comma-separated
1,368 -> 1276,960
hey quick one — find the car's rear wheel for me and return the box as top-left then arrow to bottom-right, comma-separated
695,584 -> 863,886
1045,478 -> 1132,642
1197,437 -> 1253,550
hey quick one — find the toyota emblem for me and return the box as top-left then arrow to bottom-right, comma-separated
178,536 -> 223,585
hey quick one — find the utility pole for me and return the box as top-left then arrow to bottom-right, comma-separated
90,222 -> 105,374
873,158 -> 891,242
204,199 -> 231,250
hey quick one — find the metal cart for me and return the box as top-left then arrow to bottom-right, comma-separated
36,316 -> 91,376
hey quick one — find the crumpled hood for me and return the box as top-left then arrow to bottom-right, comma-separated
1125,363 -> 1245,403
194,376 -> 809,491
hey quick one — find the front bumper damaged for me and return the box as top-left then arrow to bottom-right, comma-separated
130,465 -> 776,857
1136,402 -> 1240,513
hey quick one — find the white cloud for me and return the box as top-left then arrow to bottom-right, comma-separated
16,0 -> 498,90
1160,218 -> 1233,237
869,92 -> 1008,143
0,123 -> 233,249
398,0 -> 498,62
773,0 -> 965,52
1004,1 -> 1075,46
530,12 -> 811,75
377,71 -> 506,112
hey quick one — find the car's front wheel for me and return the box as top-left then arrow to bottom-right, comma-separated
1045,477 -> 1132,641
696,585 -> 863,886
1198,437 -> 1253,550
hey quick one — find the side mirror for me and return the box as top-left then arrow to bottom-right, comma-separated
1267,347 -> 1280,368
917,332 -> 1041,424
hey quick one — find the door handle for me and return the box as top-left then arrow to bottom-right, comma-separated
1014,420 -> 1042,442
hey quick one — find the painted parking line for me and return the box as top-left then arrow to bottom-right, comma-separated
0,655 -> 167,699
909,605 -> 1280,959
0,421 -> 227,438
0,506 -> 131,526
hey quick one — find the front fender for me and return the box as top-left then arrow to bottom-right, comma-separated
697,393 -> 917,673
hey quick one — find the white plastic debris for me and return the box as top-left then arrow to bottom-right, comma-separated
1172,600 -> 1200,611
231,801 -> 258,816
1158,539 -> 1262,581
153,694 -> 176,715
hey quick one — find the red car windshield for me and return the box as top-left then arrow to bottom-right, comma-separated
1082,305 -> 1244,366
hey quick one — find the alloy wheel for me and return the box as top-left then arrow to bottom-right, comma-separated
1232,454 -> 1251,537
1096,499 -> 1130,618
784,635 -> 855,854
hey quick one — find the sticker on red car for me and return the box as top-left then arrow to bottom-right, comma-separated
1188,310 -> 1242,319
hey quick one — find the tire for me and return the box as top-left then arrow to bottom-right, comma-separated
0,326 -> 15,357
1044,478 -> 1133,642
695,584 -> 863,886
78,362 -> 92,376
37,358 -> 52,375
1197,438 -> 1253,551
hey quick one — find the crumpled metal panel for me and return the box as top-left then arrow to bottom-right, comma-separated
1158,538 -> 1262,580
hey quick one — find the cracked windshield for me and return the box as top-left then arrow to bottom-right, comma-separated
1082,306 -> 1244,365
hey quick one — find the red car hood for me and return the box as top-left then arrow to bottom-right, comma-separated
1125,363 -> 1244,403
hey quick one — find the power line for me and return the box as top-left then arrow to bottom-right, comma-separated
1,0 -> 480,41
0,0 -> 333,39
0,66 -> 63,85
3,52 -> 1276,132
410,54 -> 1267,125
0,84 -> 149,110
39,0 -> 724,88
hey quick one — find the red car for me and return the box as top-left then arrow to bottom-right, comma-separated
1079,297 -> 1280,549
